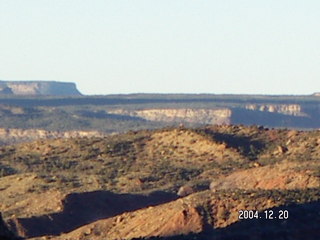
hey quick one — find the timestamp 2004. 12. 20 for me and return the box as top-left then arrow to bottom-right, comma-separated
238,209 -> 289,220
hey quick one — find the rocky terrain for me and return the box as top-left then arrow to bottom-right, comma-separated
0,128 -> 107,146
0,81 -> 81,96
0,94 -> 319,134
0,125 -> 319,239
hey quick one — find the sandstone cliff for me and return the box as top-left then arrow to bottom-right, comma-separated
245,104 -> 306,116
0,81 -> 81,96
108,108 -> 232,125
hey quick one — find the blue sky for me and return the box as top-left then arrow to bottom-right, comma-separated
0,0 -> 319,95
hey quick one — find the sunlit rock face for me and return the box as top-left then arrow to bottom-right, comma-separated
245,104 -> 306,116
108,108 -> 232,125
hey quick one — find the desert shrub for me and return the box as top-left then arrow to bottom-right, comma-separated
41,157 -> 78,172
151,161 -> 202,183
196,201 -> 214,226
0,164 -> 17,177
98,167 -> 118,180
257,157 -> 278,166
105,141 -> 135,157
82,148 -> 100,160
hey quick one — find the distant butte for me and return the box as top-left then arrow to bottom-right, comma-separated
0,80 -> 82,96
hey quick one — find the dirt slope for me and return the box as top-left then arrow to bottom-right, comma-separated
31,188 -> 320,240
143,129 -> 245,164
0,174 -> 64,219
210,161 -> 319,190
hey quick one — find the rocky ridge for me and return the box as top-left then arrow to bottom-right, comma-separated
0,125 -> 319,239
0,128 -> 107,145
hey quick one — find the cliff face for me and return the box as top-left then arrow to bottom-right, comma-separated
107,104 -> 313,126
0,94 -> 319,130
0,81 -> 82,96
245,104 -> 306,116
105,102 -> 320,129
108,108 -> 232,125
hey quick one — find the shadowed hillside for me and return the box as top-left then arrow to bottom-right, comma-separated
0,125 -> 319,239
8,191 -> 177,238
0,212 -> 19,240
132,201 -> 320,240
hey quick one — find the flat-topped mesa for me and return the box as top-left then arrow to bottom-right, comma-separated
0,80 -> 82,96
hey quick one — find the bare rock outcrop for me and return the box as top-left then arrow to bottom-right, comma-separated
108,108 -> 232,125
177,186 -> 194,197
0,128 -> 106,145
245,104 -> 306,116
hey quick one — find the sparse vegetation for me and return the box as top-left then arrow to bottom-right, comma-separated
0,125 -> 319,240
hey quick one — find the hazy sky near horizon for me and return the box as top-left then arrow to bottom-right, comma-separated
0,1 -> 319,95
